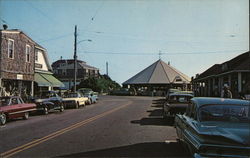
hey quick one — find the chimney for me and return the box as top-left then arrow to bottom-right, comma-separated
3,24 -> 8,30
168,61 -> 170,65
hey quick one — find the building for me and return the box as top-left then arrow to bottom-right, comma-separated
0,26 -> 64,97
123,59 -> 191,96
34,45 -> 64,96
192,51 -> 250,98
0,28 -> 36,97
52,59 -> 99,90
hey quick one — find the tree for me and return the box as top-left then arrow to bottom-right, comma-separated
77,75 -> 121,93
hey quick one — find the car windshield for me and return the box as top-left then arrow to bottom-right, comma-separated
169,96 -> 192,103
40,92 -> 51,98
0,97 -> 10,106
199,104 -> 250,123
66,93 -> 78,98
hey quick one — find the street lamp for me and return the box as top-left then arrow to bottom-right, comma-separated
73,25 -> 92,92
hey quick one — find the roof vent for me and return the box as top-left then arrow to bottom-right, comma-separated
3,24 -> 8,30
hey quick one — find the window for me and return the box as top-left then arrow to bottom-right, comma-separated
35,50 -> 38,62
8,39 -> 14,59
26,45 -> 31,62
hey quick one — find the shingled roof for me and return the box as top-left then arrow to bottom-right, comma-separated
123,59 -> 190,85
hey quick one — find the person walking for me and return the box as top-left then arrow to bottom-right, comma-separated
221,84 -> 232,98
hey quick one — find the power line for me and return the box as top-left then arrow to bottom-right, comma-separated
38,33 -> 72,43
24,0 -> 56,23
79,50 -> 248,56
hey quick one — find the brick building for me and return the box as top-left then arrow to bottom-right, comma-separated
0,29 -> 36,97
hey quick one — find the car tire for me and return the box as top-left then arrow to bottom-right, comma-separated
75,102 -> 79,109
23,112 -> 29,120
60,104 -> 64,112
0,113 -> 7,125
43,107 -> 49,115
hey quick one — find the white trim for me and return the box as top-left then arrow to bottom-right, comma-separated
26,44 -> 31,62
7,39 -> 14,59
8,108 -> 37,115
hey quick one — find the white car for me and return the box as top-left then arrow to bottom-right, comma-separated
63,92 -> 88,109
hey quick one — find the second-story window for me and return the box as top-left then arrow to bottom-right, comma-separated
26,45 -> 31,62
35,50 -> 38,62
8,39 -> 14,59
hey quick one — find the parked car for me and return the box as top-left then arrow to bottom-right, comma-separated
63,92 -> 88,108
163,93 -> 193,118
174,91 -> 194,95
78,88 -> 93,94
175,97 -> 250,158
93,92 -> 99,100
83,91 -> 97,104
33,91 -> 64,115
110,88 -> 132,96
0,96 -> 37,125
165,88 -> 181,99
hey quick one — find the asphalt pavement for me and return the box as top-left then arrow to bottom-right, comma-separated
0,95 -> 190,157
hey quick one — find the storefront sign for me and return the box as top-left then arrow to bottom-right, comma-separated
17,74 -> 23,80
35,63 -> 43,69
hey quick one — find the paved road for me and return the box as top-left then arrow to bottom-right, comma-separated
0,96 -> 190,157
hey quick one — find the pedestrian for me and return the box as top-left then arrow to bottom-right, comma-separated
221,84 -> 232,98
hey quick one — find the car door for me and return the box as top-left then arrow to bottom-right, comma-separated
7,98 -> 22,118
49,92 -> 60,108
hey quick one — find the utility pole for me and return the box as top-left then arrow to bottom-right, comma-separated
106,61 -> 108,76
73,25 -> 77,92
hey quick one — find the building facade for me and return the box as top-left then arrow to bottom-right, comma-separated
52,59 -> 99,90
34,45 -> 64,96
0,29 -> 35,97
192,51 -> 250,98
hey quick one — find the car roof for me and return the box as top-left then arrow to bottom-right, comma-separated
169,93 -> 194,97
192,97 -> 250,107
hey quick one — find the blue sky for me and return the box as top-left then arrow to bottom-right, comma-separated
0,0 -> 249,84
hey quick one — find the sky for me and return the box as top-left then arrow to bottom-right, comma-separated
0,0 -> 249,84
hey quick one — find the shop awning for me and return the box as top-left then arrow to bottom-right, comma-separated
40,73 -> 65,88
35,73 -> 52,86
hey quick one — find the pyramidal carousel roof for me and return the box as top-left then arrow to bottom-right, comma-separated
123,59 -> 190,85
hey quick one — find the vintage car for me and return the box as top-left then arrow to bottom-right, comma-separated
63,92 -> 88,108
163,93 -> 193,118
0,96 -> 36,125
33,91 -> 64,115
83,91 -> 98,104
175,97 -> 250,158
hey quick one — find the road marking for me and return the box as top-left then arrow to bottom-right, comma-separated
0,101 -> 132,158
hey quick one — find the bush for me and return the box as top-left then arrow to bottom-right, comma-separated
77,75 -> 121,93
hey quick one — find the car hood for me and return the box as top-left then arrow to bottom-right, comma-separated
63,98 -> 77,101
197,122 -> 250,146
35,98 -> 51,103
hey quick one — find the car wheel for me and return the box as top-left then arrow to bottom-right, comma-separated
75,102 -> 79,109
60,104 -> 64,112
43,107 -> 49,115
0,113 -> 7,125
23,112 -> 29,120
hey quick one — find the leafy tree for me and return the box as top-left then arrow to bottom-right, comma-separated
77,75 -> 120,93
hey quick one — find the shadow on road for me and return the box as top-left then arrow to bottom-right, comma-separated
58,142 -> 190,157
131,117 -> 174,126
130,98 -> 175,126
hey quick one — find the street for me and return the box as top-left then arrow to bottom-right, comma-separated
0,96 -> 189,157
